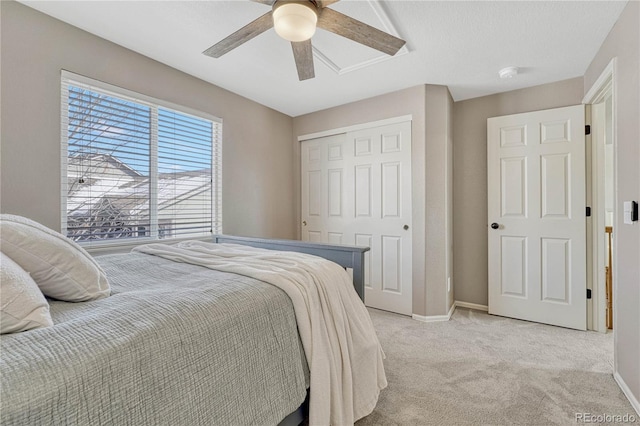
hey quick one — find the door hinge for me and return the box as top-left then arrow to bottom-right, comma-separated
587,289 -> 592,299
586,206 -> 591,217
585,125 -> 591,135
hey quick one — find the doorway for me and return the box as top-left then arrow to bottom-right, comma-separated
584,59 -> 617,333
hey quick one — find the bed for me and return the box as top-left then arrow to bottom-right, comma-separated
0,234 -> 381,425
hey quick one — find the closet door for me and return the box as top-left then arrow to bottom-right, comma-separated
301,133 -> 347,245
301,121 -> 412,315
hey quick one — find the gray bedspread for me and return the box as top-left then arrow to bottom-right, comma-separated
0,253 -> 309,426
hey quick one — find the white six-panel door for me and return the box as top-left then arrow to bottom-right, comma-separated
301,121 -> 412,315
487,105 -> 586,330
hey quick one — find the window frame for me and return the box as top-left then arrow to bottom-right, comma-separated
60,70 -> 223,249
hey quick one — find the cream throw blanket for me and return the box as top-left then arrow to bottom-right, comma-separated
133,241 -> 387,425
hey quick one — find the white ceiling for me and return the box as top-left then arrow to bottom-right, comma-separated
20,0 -> 628,117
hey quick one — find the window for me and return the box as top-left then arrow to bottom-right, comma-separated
61,72 -> 222,247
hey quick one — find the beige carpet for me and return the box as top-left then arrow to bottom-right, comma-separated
358,307 -> 635,425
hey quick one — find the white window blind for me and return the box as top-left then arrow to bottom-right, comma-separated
61,72 -> 222,247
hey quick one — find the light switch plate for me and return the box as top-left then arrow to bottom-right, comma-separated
623,201 -> 638,224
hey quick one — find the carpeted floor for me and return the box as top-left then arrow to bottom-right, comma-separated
357,307 -> 635,425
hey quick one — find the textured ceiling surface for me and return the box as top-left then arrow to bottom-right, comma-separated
20,0 -> 628,116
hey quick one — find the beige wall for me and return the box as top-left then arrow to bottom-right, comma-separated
425,85 -> 455,315
0,1 -> 295,239
293,85 -> 453,316
446,89 -> 454,311
452,77 -> 584,306
584,0 -> 640,409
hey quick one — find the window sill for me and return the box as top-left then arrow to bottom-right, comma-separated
86,235 -> 213,256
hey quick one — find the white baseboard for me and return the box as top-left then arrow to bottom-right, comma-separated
412,303 -> 456,323
454,301 -> 489,312
412,301 -> 488,323
614,372 -> 640,416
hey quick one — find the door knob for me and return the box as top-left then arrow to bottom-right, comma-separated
403,224 -> 409,230
491,223 -> 499,229
302,221 -> 307,226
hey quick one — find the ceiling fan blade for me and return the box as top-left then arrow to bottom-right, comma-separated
291,40 -> 315,81
317,0 -> 340,8
317,8 -> 405,56
250,0 -> 276,5
203,11 -> 273,58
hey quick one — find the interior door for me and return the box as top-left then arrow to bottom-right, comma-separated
301,121 -> 412,315
487,105 -> 586,330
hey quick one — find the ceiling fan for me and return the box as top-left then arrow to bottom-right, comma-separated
202,0 -> 406,81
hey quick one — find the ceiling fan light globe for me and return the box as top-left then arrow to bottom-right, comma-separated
273,3 -> 318,42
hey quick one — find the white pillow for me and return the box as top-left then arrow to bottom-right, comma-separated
1,252 -> 53,334
0,214 -> 110,302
